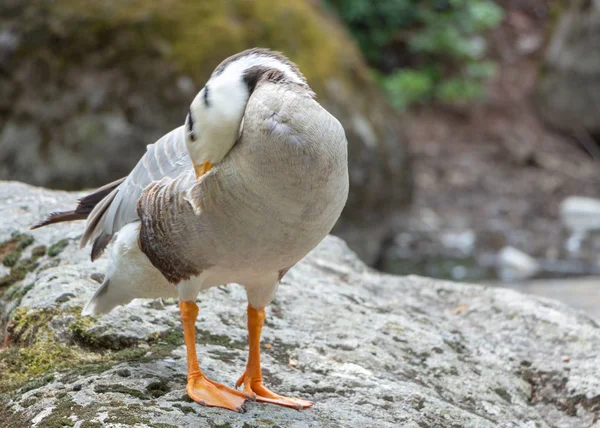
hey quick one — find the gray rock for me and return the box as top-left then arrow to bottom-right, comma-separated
1,181 -> 600,427
534,0 -> 600,135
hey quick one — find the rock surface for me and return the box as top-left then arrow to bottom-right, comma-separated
1,181 -> 600,427
0,0 -> 411,264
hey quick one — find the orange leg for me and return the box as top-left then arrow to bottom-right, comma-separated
236,305 -> 313,410
180,301 -> 246,412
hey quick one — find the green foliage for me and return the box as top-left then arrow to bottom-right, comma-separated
327,0 -> 504,108
379,68 -> 435,109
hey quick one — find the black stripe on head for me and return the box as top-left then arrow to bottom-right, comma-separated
203,85 -> 210,107
187,108 -> 194,132
243,66 -> 285,94
186,108 -> 196,141
213,48 -> 306,83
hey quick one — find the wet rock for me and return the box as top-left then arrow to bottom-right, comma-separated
1,182 -> 599,427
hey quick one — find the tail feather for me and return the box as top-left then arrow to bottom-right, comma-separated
31,211 -> 87,229
32,177 -> 126,230
31,177 -> 126,259
80,188 -> 119,250
91,233 -> 113,262
76,177 -> 126,214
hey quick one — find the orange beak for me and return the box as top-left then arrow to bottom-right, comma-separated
194,161 -> 214,179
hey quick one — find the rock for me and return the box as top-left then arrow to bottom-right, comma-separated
501,276 -> 600,320
496,246 -> 540,282
534,0 -> 600,135
1,182 -> 600,426
0,0 -> 411,265
560,196 -> 600,233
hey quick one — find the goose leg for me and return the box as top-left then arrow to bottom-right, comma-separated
179,301 -> 246,412
236,305 -> 313,409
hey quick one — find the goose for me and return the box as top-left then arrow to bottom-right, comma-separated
33,48 -> 349,412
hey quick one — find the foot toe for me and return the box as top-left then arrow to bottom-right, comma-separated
187,377 -> 247,412
255,395 -> 313,410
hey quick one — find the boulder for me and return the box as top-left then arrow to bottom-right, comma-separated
1,182 -> 600,427
0,0 -> 411,264
534,0 -> 600,135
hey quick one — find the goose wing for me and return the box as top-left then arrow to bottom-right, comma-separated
81,126 -> 192,259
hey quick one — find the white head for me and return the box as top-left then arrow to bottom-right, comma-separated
184,48 -> 307,177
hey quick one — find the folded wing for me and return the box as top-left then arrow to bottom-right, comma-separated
81,126 -> 192,260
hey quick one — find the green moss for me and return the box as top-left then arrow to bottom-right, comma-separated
0,341 -> 76,393
197,329 -> 245,349
21,397 -> 37,408
47,239 -> 69,257
2,251 -> 21,268
94,383 -> 148,400
110,347 -> 148,361
172,403 -> 196,414
8,307 -> 55,344
67,315 -> 99,348
19,374 -> 56,394
17,0 -> 365,99
81,423 -> 103,428
105,407 -> 151,425
38,395 -> 104,428
1,307 -> 108,393
146,380 -> 171,398
0,233 -> 38,288
4,281 -> 34,304
31,245 -> 47,258
11,257 -> 39,280
148,328 -> 184,347
68,362 -> 114,379
0,301 -> 185,395
16,235 -> 35,251
0,233 -> 34,267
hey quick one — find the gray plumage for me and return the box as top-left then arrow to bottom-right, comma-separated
138,75 -> 348,284
33,48 -> 349,315
81,126 -> 192,259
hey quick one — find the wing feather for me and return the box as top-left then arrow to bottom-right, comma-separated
80,126 -> 192,256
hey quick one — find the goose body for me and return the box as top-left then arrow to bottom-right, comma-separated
86,79 -> 348,313
34,48 -> 348,411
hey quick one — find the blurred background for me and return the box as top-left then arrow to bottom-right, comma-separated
1,0 -> 600,315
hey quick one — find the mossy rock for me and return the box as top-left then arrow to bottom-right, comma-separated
1,184 -> 600,427
0,0 -> 410,263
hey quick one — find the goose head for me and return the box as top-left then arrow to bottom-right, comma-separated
184,48 -> 307,178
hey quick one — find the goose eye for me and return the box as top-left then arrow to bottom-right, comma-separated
189,130 -> 196,142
